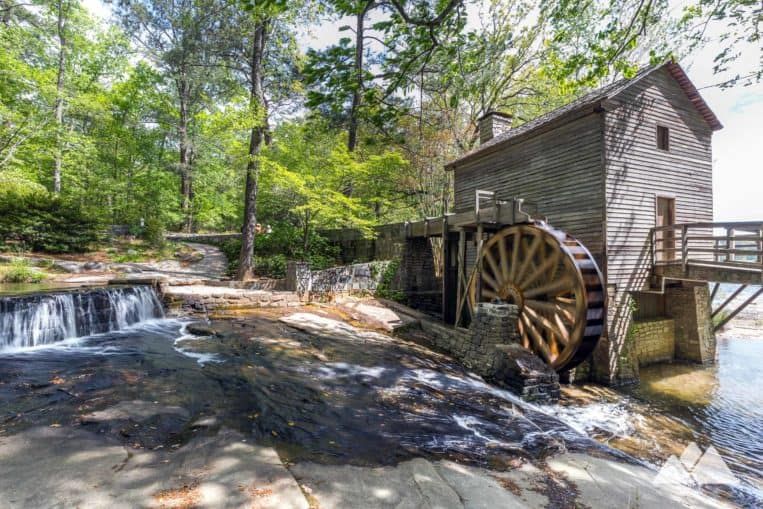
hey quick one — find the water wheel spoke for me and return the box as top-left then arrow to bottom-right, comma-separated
515,234 -> 542,284
498,236 -> 510,282
480,270 -> 501,293
519,249 -> 561,290
517,316 -> 530,349
508,231 -> 522,282
521,314 -> 552,363
483,288 -> 499,301
524,305 -> 569,346
524,299 -> 575,323
523,277 -> 575,300
483,249 -> 503,287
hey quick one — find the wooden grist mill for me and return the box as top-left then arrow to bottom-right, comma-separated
324,61 -> 761,384
403,194 -> 605,373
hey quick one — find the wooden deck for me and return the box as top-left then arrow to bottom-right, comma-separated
651,221 -> 763,285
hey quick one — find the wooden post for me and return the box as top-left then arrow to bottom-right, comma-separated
455,229 -> 465,326
727,227 -> 735,262
758,228 -> 763,268
651,228 -> 656,265
681,224 -> 688,271
441,216 -> 448,319
476,224 -> 484,307
712,284 -> 747,318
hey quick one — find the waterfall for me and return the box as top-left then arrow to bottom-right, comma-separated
0,286 -> 164,350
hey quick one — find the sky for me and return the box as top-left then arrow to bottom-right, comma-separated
82,0 -> 762,222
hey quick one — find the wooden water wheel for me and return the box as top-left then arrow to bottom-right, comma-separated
468,222 -> 605,372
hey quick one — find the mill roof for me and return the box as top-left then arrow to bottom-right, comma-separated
445,62 -> 722,170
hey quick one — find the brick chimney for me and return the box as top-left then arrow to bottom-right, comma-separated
478,111 -> 513,145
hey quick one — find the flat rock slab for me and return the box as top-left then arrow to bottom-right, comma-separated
0,426 -> 307,509
546,453 -> 729,509
291,454 -> 732,509
290,458 -> 541,509
335,297 -> 419,332
280,312 -> 392,343
80,399 -> 190,423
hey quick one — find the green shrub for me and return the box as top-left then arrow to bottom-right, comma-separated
219,238 -> 242,276
374,259 -> 405,302
255,254 -> 288,278
142,216 -> 165,248
0,185 -> 103,253
0,258 -> 45,283
217,226 -> 340,279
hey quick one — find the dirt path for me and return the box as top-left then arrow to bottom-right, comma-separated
125,242 -> 228,281
50,242 -> 229,286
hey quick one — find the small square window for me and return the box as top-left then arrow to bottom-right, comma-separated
657,125 -> 670,151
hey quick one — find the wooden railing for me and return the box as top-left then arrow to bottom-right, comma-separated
651,221 -> 763,273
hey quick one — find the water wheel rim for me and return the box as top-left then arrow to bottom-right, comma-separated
468,222 -> 604,372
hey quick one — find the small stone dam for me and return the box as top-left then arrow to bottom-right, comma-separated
0,285 -> 163,350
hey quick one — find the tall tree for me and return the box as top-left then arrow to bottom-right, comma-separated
53,0 -> 70,193
304,0 -> 464,154
113,0 -> 230,232
227,0 -> 303,279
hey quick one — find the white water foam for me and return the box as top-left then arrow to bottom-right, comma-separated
540,400 -> 639,439
0,286 -> 164,351
173,322 -> 224,366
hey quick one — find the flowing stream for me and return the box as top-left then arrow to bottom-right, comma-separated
0,286 -> 163,351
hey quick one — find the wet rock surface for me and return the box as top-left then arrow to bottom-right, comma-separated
0,309 -> 731,508
0,310 -> 610,466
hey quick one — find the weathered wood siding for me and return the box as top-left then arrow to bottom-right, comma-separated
453,112 -> 606,271
604,67 -> 714,293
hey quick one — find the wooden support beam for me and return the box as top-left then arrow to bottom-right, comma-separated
714,287 -> 763,332
709,282 -> 720,302
455,229 -> 465,326
476,224 -> 484,309
441,216 -> 449,320
712,284 -> 748,318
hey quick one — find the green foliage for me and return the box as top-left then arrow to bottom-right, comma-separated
0,183 -> 102,253
142,216 -> 166,249
0,0 -> 751,272
219,226 -> 341,278
374,259 -> 405,303
0,258 -> 46,283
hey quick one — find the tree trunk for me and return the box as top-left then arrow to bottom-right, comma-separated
178,72 -> 193,232
347,7 -> 363,154
53,0 -> 68,194
1,0 -> 13,25
237,20 -> 268,281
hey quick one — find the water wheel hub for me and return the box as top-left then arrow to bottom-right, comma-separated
497,284 -> 524,310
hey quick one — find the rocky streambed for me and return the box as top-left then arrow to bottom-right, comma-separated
0,307 -> 728,508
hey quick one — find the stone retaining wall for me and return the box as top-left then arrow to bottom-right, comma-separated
631,318 -> 675,366
286,261 -> 391,300
162,286 -> 301,314
417,302 -> 559,402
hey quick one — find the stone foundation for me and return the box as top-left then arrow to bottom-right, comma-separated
631,318 -> 675,366
416,302 -> 559,402
665,282 -> 715,364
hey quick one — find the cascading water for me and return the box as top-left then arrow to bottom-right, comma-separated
0,285 -> 164,350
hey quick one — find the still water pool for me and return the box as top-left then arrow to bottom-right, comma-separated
627,336 -> 763,505
550,335 -> 763,507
